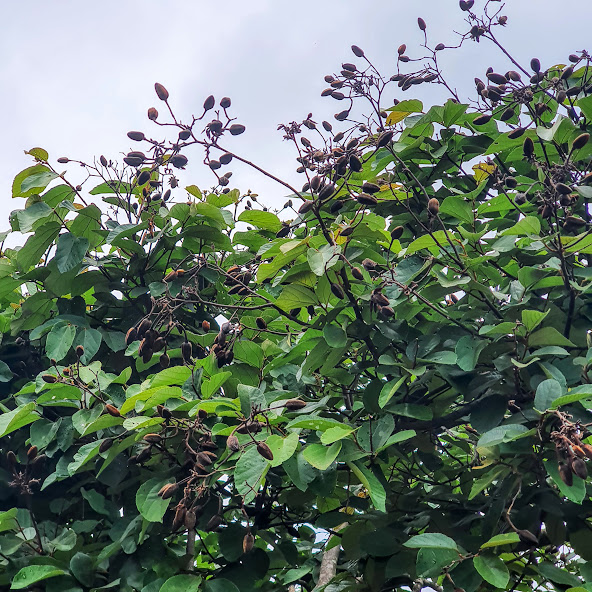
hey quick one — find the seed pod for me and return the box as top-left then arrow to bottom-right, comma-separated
508,127 -> 525,139
75,345 -> 84,358
183,508 -> 196,530
159,353 -> 170,368
559,462 -> 573,486
530,58 -> 541,73
298,200 -> 314,214
202,94 -> 215,111
517,529 -> 539,545
105,404 -> 121,417
57,157 -> 69,163
229,124 -> 246,136
205,514 -> 222,531
27,446 -> 38,461
137,170 -> 151,186
362,182 -> 380,194
473,114 -> 491,126
153,337 -> 166,352
284,398 -> 307,410
352,266 -> 364,280
135,447 -> 152,463
99,155 -> 108,167
573,457 -> 588,480
561,66 -> 574,81
391,225 -> 404,240
181,341 -> 192,362
158,483 -> 178,499
256,442 -> 274,461
171,155 -> 188,168
515,193 -> 527,205
154,82 -> 169,101
379,306 -> 395,318
99,438 -> 114,453
179,129 -> 191,140
220,96 -> 231,109
487,72 -> 508,85
255,317 -> 267,330
377,131 -> 394,147
372,292 -> 390,307
197,452 -> 214,466
581,444 -> 592,460
147,107 -> 159,120
428,198 -> 440,215
351,45 -> 365,58
573,133 -> 590,150
530,72 -> 545,84
330,283 -> 345,299
362,258 -> 376,270
573,445 -> 586,458
329,200 -> 344,213
500,108 -> 514,122
331,91 -> 345,100
243,532 -> 255,553
227,434 -> 240,452
42,374 -> 57,384
219,152 -> 233,165
505,176 -> 518,189
335,109 -> 350,121
172,505 -> 186,531
357,193 -> 378,206
276,225 -> 290,238
157,404 -> 172,419
523,136 -> 534,158
334,131 -> 345,142
417,17 -> 426,31
144,433 -> 162,444
7,451 -> 17,469
435,43 -> 445,51
556,183 -> 572,195
318,183 -> 336,200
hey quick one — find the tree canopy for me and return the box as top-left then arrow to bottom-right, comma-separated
2,2 -> 592,591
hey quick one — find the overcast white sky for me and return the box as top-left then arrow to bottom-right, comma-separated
1,0 -> 590,234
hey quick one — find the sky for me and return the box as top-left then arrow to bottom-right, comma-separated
1,0 -> 590,240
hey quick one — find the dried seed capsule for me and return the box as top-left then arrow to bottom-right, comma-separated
435,43 -> 445,51
105,404 -> 121,417
197,452 -> 214,466
7,451 -> 17,468
351,45 -> 365,58
144,433 -> 162,443
417,17 -> 426,30
581,444 -> 592,460
243,532 -> 255,553
556,183 -> 572,195
573,457 -> 588,480
205,514 -> 222,531
559,462 -> 573,486
362,182 -> 380,194
428,198 -> 440,215
99,438 -> 114,453
154,82 -> 169,101
184,509 -> 197,530
379,306 -> 395,318
42,374 -> 58,384
372,292 -> 390,307
147,107 -> 159,120
256,317 -> 267,330
487,72 -> 508,85
517,529 -> 539,545
256,442 -> 274,461
573,133 -> 590,150
508,127 -> 525,139
181,341 -> 192,362
276,225 -> 290,238
500,108 -> 514,122
75,345 -> 84,358
219,152 -> 233,165
530,58 -> 541,73
172,505 -> 186,531
352,266 -> 364,280
318,183 -> 336,200
220,96 -> 231,108
362,258 -> 376,270
473,114 -> 491,125
229,124 -> 246,135
391,225 -> 404,240
330,283 -> 345,299
153,337 -> 166,352
57,156 -> 70,163
171,155 -> 188,168
137,170 -> 151,186
335,109 -> 350,121
179,129 -> 191,140
157,405 -> 172,419
159,353 -> 170,368
397,44 -> 407,55
158,483 -> 178,499
203,94 -> 215,111
164,270 -> 178,282
349,155 -> 363,172
505,176 -> 518,188
284,398 -> 307,410
298,200 -> 314,214
310,175 -> 322,192
227,434 -> 240,452
356,193 -> 378,206
27,446 -> 38,461
523,136 -> 534,158
377,131 -> 394,147
329,200 -> 344,213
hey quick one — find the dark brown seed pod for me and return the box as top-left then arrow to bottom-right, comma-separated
391,225 -> 404,240
515,193 -> 527,205
154,82 -> 169,101
561,66 -> 574,81
184,509 -> 197,530
417,17 -> 426,30
197,452 -> 214,466
171,155 -> 188,168
573,457 -> 588,480
517,529 -> 539,545
318,183 -> 336,200
559,462 -> 573,486
335,109 -> 350,121
362,182 -> 380,194
125,328 -> 137,347
138,338 -> 149,357
298,200 -> 314,214
428,198 -> 440,215
256,442 -> 274,461
473,114 -> 491,126
172,505 -> 186,532
362,258 -> 376,270
379,306 -> 395,318
159,353 -> 170,368
227,434 -> 240,452
500,108 -> 514,122
243,532 -> 255,553
57,156 -> 70,163
7,451 -> 17,468
147,107 -> 158,121
99,155 -> 108,167
581,444 -> 592,460
329,200 -> 344,213
284,398 -> 307,410
505,177 -> 518,189
530,58 -> 541,73
349,155 -> 363,172
181,341 -> 192,362
573,445 -> 587,458
256,317 -> 267,330
105,404 -> 121,417
141,349 -> 154,363
342,226 -> 356,237
508,127 -> 525,139
157,404 -> 172,419
205,514 -> 223,532
487,72 -> 508,85
42,374 -> 57,384
330,283 -> 345,299
573,133 -> 590,150
27,446 -> 38,461
153,337 -> 166,352
30,454 -> 46,473
435,43 -> 445,51
236,420 -> 264,434
356,193 -> 378,206
523,137 -> 534,158
372,292 -> 390,307
137,170 -> 151,186
203,94 -> 215,111
75,345 -> 84,358
220,96 -> 231,109
99,439 -> 114,453
158,483 -> 178,500
377,131 -> 394,147
351,45 -> 365,58
229,124 -> 246,135
351,266 -> 364,280
178,129 -> 191,140
556,183 -> 572,195
135,447 -> 152,463
144,433 -> 162,444
127,130 -> 145,142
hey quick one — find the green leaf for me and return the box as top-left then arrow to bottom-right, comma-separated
347,461 -> 386,512
552,385 -> 592,409
233,340 -> 264,368
323,324 -> 347,348
378,376 -> 406,408
12,165 -> 57,198
54,232 -> 89,273
502,216 -> 541,236
307,244 -> 340,276
440,195 -> 474,223
234,445 -> 270,503
534,379 -> 563,411
417,547 -> 459,578
480,532 -> 520,549
204,578 -> 240,592
321,425 -> 355,445
77,328 -> 102,364
0,403 -> 39,438
477,424 -> 530,448
46,323 -> 77,362
529,327 -> 576,348
276,284 -> 318,311
238,210 -> 282,232
544,459 -> 586,504
161,574 -> 203,592
455,335 -> 487,371
469,466 -> 509,500
136,477 -> 174,522
536,562 -> 581,587
266,432 -> 299,467
0,359 -> 13,383
522,309 -> 549,332
286,416 -> 345,431
404,532 -> 458,550
302,442 -> 341,470
10,564 -> 67,589
17,221 -> 60,270
473,554 -> 509,588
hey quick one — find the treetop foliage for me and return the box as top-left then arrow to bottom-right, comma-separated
2,1 -> 592,590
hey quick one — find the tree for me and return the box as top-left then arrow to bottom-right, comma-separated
1,2 -> 592,590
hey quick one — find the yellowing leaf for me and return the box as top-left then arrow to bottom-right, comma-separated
472,162 -> 496,183
386,111 -> 412,126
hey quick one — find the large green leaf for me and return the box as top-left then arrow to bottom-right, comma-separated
473,554 -> 509,588
54,232 -> 89,273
